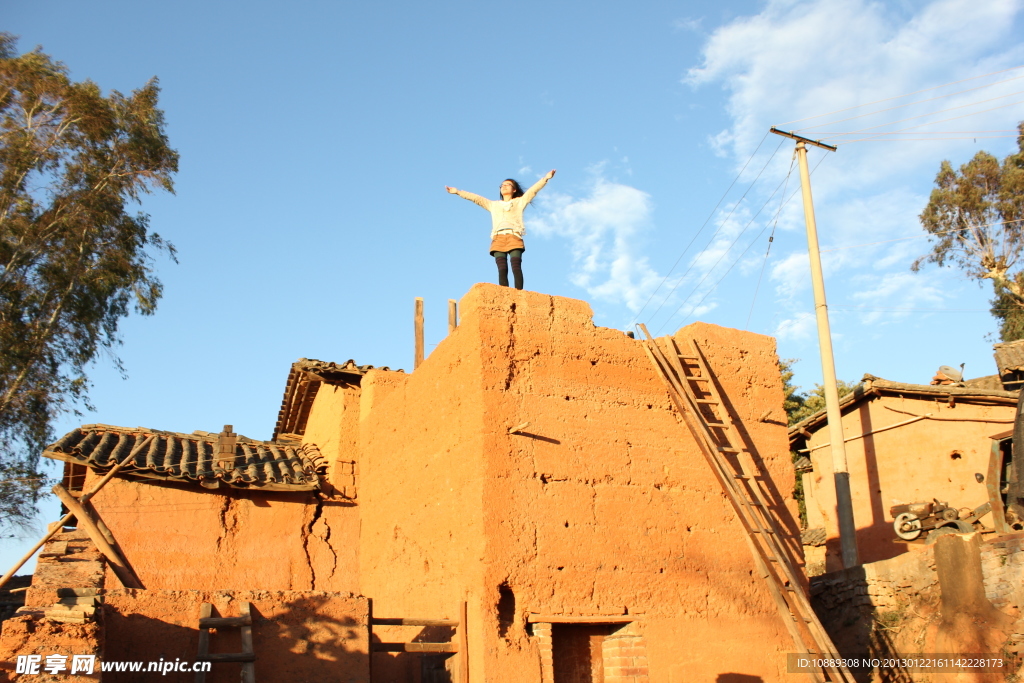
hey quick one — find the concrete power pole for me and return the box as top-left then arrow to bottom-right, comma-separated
770,127 -> 860,569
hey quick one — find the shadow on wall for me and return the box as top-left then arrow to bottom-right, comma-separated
103,592 -> 367,683
370,623 -> 457,683
708,360 -> 803,566
857,403 -> 906,565
716,675 -> 763,683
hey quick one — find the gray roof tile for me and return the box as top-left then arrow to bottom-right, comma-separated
44,424 -> 325,492
273,358 -> 403,441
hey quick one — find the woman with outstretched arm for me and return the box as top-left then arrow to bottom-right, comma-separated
445,170 -> 556,290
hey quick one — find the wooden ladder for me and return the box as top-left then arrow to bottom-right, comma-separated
638,326 -> 855,683
196,602 -> 256,683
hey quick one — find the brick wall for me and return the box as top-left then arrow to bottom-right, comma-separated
533,622 -> 554,683
602,622 -> 649,683
532,621 -> 649,683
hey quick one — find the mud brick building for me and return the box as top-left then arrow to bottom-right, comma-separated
789,375 -> 1018,572
2,284 -> 802,682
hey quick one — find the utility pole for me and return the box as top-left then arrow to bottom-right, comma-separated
770,127 -> 859,568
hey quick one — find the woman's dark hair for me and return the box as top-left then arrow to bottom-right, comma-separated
499,178 -> 524,199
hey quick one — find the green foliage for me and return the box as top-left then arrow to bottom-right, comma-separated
0,34 -> 177,532
991,272 -> 1024,342
780,358 -> 856,426
915,121 -> 1024,341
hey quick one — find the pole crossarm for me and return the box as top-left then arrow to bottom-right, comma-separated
769,127 -> 838,152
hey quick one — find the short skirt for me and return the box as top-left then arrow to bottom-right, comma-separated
489,233 -> 525,255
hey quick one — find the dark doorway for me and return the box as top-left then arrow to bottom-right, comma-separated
552,623 -> 613,683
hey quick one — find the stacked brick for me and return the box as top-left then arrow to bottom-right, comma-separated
333,459 -> 358,500
533,622 -> 554,683
602,623 -> 649,683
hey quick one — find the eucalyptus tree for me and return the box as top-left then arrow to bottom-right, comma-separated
913,122 -> 1024,340
0,34 -> 178,531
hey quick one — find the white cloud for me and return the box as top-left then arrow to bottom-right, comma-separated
531,178 -> 665,312
673,17 -> 703,33
689,0 -> 1024,336
845,270 -> 947,325
774,312 -> 817,342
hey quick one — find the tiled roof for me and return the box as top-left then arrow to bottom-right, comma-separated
793,456 -> 813,473
994,339 -> 1024,374
801,527 -> 827,547
44,424 -> 325,492
788,374 -> 1018,445
273,358 -> 403,441
962,374 -> 1004,391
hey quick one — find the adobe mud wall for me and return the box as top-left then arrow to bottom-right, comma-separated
102,589 -> 369,683
358,283 -> 800,683
802,393 -> 1014,569
84,473 -> 359,593
302,382 -> 361,499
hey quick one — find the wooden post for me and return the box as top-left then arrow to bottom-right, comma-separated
0,434 -> 155,589
458,600 -> 469,683
448,299 -> 458,334
415,297 -> 424,370
52,484 -> 143,588
793,136 -> 859,569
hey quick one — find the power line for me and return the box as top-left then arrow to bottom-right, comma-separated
630,131 -> 771,325
818,90 -> 1024,140
643,137 -> 787,328
836,135 -> 1019,143
779,64 -> 1024,126
655,150 -> 828,334
795,74 -> 1024,132
746,155 -> 796,330
820,218 -> 1024,253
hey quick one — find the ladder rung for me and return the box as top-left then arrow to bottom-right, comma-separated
732,474 -> 750,480
695,398 -> 718,404
717,446 -> 740,453
750,528 -> 774,534
743,499 -> 765,507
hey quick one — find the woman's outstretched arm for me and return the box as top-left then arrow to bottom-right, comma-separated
446,186 -> 491,210
521,169 -> 556,204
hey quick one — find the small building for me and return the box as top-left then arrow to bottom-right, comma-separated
789,374 -> 1018,572
3,284 -> 804,682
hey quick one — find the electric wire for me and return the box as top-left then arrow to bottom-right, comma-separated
837,135 -> 1019,143
820,218 -> 1024,253
630,131 -> 770,325
654,149 -> 827,335
746,154 -> 796,329
779,64 -> 1024,127
818,91 -> 1024,140
794,74 -> 1024,133
641,137 -> 787,329
832,100 -> 1024,145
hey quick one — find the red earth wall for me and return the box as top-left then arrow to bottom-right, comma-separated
101,589 -> 368,683
85,474 -> 359,593
358,283 -> 800,683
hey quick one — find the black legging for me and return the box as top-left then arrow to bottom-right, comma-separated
493,249 -> 524,290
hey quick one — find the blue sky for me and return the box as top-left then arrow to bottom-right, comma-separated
4,0 -> 1024,568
